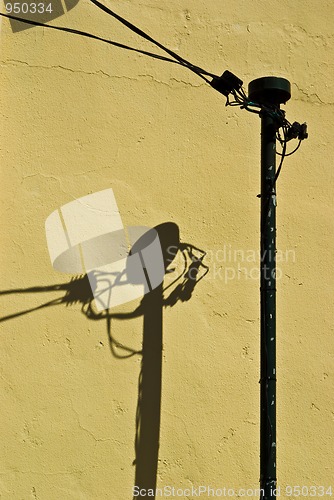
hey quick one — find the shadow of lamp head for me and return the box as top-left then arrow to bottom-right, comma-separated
45,189 -> 173,311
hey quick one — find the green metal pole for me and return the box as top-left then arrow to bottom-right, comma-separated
248,76 -> 291,500
260,109 -> 277,498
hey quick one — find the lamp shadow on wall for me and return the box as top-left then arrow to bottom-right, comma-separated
0,222 -> 208,499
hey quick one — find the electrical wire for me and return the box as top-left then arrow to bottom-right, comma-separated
0,12 -> 202,68
89,0 -> 216,82
273,133 -> 287,185
0,4 -> 217,84
277,139 -> 302,157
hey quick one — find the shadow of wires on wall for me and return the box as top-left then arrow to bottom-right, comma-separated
0,222 -> 208,499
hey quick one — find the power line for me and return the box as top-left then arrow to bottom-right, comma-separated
89,0 -> 216,82
0,9 -> 215,83
0,12 -> 197,67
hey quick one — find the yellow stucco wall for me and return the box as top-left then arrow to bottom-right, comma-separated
0,0 -> 333,498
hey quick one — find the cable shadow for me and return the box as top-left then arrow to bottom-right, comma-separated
0,222 -> 208,499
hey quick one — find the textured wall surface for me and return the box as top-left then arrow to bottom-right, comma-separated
0,0 -> 333,498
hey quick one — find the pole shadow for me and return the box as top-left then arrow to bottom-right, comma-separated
0,222 -> 208,499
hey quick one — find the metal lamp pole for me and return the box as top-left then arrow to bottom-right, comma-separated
248,77 -> 292,499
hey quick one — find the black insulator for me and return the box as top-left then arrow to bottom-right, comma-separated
210,70 -> 243,97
